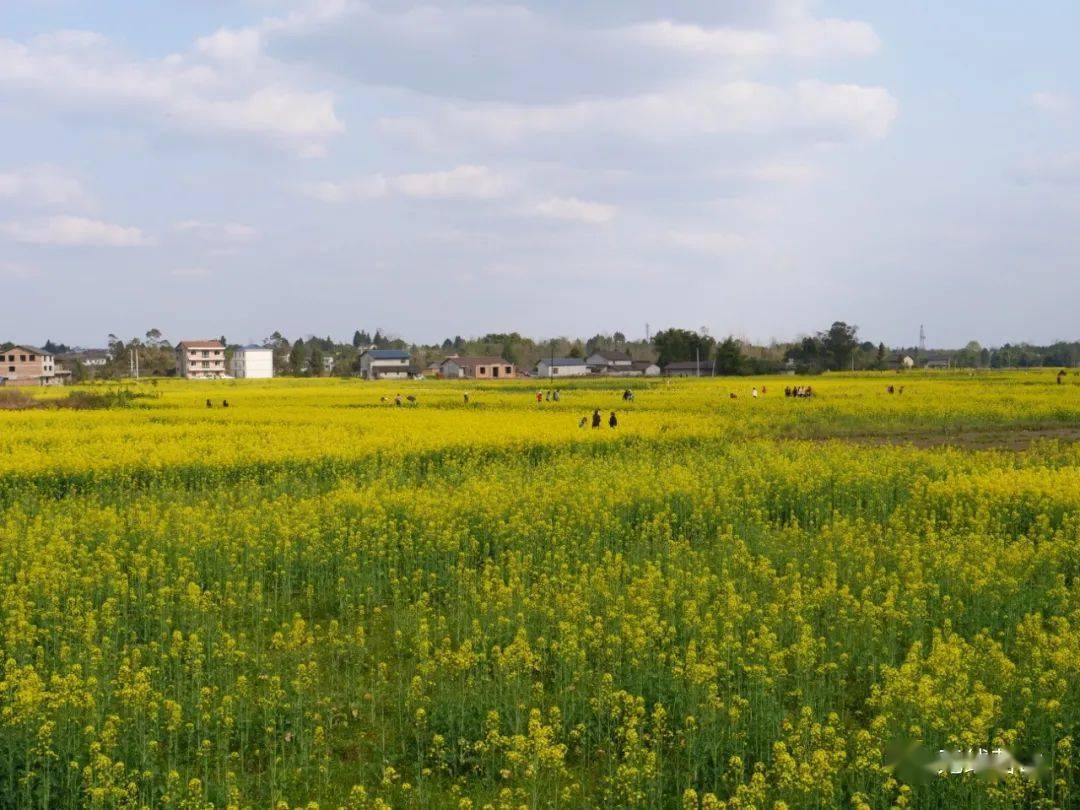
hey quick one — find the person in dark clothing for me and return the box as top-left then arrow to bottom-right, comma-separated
591,409 -> 601,428
206,399 -> 212,408
463,392 -> 470,404
608,411 -> 618,429
222,400 -> 229,408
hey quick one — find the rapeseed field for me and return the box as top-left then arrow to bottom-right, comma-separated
0,373 -> 1077,808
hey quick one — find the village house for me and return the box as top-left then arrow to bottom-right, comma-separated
629,360 -> 662,376
585,349 -> 633,373
923,356 -> 952,369
1,345 -> 66,386
887,354 -> 916,370
359,348 -> 418,380
440,356 -> 516,380
535,357 -> 589,378
59,349 -> 109,369
177,340 -> 226,379
664,360 -> 714,377
230,345 -> 274,379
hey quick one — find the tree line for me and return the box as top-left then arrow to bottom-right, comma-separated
16,324 -> 1078,381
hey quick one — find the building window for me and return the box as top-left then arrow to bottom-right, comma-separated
7,366 -> 14,373
505,367 -> 512,374
29,355 -> 36,361
20,355 -> 26,362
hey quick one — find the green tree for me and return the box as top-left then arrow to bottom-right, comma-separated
821,322 -> 859,371
713,337 -> 744,375
289,338 -> 306,375
876,342 -> 886,369
652,328 -> 715,367
308,345 -> 324,377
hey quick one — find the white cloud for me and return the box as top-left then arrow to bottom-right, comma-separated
2,215 -> 152,247
0,165 -> 92,208
1031,90 -> 1073,115
748,161 -> 821,184
1012,152 -> 1080,186
526,196 -> 616,224
174,220 -> 258,242
381,79 -> 897,146
617,16 -> 880,60
0,30 -> 344,156
195,27 -> 262,64
666,229 -> 749,254
0,260 -> 38,279
303,165 -> 511,202
170,266 -> 212,278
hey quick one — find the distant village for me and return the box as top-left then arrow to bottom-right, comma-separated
2,325 -> 1078,387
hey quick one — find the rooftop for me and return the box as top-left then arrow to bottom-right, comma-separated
365,349 -> 411,360
178,340 -> 224,350
4,345 -> 51,357
443,356 -> 509,368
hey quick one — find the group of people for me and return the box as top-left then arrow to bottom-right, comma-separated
784,386 -> 813,398
379,394 -> 417,406
885,385 -> 905,394
206,399 -> 229,408
579,409 -> 618,429
536,389 -> 562,402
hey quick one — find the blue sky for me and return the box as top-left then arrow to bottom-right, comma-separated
2,0 -> 1077,348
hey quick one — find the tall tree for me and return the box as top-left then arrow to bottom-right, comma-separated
652,328 -> 715,367
308,345 -> 324,377
352,330 -> 362,348
821,322 -> 859,371
713,337 -> 744,375
289,338 -> 306,375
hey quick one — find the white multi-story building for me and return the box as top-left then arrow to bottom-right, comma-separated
230,345 -> 274,378
535,358 -> 589,378
177,340 -> 226,379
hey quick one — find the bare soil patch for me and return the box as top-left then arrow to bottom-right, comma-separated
836,425 -> 1080,450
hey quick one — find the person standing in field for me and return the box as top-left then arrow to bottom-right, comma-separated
206,399 -> 212,408
752,387 -> 758,399
578,416 -> 587,428
536,390 -> 543,404
553,389 -> 560,402
592,409 -> 601,428
395,394 -> 402,407
463,392 -> 469,404
609,411 -> 618,429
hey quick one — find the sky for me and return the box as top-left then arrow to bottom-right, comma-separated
1,0 -> 1078,349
